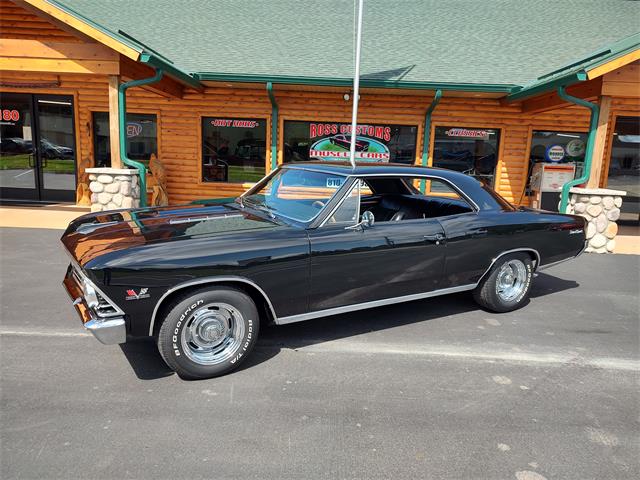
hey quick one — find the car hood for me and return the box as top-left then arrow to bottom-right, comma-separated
61,201 -> 279,267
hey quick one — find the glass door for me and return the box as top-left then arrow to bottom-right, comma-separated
607,116 -> 639,223
34,95 -> 77,202
0,93 -> 38,200
0,93 -> 76,202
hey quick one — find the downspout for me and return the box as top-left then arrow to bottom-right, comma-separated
557,86 -> 599,213
420,89 -> 442,192
118,68 -> 164,207
266,82 -> 279,171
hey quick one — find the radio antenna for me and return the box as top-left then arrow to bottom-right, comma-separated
348,0 -> 364,170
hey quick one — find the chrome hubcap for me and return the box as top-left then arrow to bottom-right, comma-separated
496,260 -> 527,302
181,303 -> 244,365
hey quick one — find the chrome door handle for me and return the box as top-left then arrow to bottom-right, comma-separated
423,233 -> 445,245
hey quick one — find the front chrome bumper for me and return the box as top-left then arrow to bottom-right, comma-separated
63,266 -> 126,345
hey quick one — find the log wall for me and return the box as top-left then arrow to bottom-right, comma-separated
2,0 -> 631,207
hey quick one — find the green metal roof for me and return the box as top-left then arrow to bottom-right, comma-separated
507,32 -> 640,101
53,0 -> 640,93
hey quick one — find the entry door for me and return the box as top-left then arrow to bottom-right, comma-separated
307,219 -> 446,312
0,93 -> 76,202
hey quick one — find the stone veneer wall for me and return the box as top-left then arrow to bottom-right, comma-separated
86,168 -> 140,212
565,187 -> 626,253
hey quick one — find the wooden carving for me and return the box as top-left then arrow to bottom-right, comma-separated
76,157 -> 93,205
148,154 -> 169,206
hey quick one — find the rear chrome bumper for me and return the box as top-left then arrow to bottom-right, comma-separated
62,265 -> 126,345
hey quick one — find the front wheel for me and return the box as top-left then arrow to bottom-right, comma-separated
157,286 -> 259,379
473,253 -> 533,313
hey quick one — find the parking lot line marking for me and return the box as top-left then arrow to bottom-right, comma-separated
1,329 -> 638,371
0,329 -> 91,338
285,341 -> 640,372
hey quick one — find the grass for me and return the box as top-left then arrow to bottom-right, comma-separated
0,155 -> 74,173
226,166 -> 265,183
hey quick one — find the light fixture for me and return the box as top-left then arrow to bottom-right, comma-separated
557,133 -> 581,139
37,100 -> 71,106
343,93 -> 350,101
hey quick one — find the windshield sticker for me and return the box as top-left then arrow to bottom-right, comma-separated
326,177 -> 344,188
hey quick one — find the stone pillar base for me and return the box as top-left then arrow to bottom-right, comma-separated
86,168 -> 140,212
566,187 -> 626,253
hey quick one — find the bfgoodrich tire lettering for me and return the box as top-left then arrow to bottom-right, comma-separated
157,286 -> 259,379
473,253 -> 533,313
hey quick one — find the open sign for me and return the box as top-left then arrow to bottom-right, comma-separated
126,122 -> 143,138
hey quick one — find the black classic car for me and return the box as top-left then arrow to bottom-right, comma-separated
62,163 -> 586,379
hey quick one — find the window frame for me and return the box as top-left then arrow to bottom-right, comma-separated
599,111 -> 640,189
90,109 -> 161,168
430,121 -> 505,189
281,117 -> 421,166
315,173 -> 479,229
199,115 -> 269,186
523,127 -> 590,198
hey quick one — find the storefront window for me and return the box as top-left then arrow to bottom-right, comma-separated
92,112 -> 158,167
607,116 -> 639,222
201,117 -> 266,183
528,130 -> 588,182
283,121 -> 417,164
432,126 -> 500,186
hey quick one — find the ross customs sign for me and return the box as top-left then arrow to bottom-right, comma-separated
284,121 -> 417,164
309,123 -> 391,161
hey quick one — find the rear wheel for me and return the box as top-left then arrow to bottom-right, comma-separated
473,253 -> 533,313
157,286 -> 259,379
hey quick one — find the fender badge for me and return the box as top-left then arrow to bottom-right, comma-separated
126,288 -> 150,301
569,229 -> 584,235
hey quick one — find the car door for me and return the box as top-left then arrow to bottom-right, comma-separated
306,180 -> 446,312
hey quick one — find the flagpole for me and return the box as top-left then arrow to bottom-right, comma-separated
348,0 -> 364,170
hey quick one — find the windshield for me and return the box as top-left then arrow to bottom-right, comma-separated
241,168 -> 347,222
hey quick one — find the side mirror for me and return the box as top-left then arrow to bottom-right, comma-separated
361,210 -> 375,228
346,210 -> 375,231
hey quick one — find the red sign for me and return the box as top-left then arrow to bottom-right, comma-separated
1,109 -> 20,122
445,128 -> 489,139
309,123 -> 392,142
211,119 -> 258,128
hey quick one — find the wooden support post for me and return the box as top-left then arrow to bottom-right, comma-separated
587,95 -> 612,188
108,75 -> 122,168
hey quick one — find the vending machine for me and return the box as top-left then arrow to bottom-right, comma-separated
529,163 -> 576,211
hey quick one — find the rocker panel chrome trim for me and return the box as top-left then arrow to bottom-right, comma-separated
148,276 -> 279,336
275,283 -> 477,325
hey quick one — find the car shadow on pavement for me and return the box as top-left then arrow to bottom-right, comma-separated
118,271 -> 578,380
119,339 -> 175,380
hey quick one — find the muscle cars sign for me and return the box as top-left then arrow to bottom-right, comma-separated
284,121 -> 417,164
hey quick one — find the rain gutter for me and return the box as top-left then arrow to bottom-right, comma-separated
118,68 -> 164,207
194,73 -> 515,93
266,82 -> 279,170
420,89 -> 442,192
557,85 -> 599,213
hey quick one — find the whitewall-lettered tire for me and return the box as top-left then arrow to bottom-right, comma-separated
473,253 -> 533,313
157,286 -> 259,379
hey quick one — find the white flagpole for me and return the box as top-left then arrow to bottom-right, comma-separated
348,0 -> 364,169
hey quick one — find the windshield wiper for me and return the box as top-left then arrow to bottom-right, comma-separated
244,199 -> 276,219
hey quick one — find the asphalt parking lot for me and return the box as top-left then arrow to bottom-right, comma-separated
1,226 -> 639,480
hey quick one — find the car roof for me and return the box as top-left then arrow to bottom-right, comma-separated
282,161 -> 471,180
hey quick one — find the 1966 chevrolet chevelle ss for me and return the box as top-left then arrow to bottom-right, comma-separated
62,163 -> 586,379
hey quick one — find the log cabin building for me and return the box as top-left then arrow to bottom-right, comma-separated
1,0 -> 639,220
